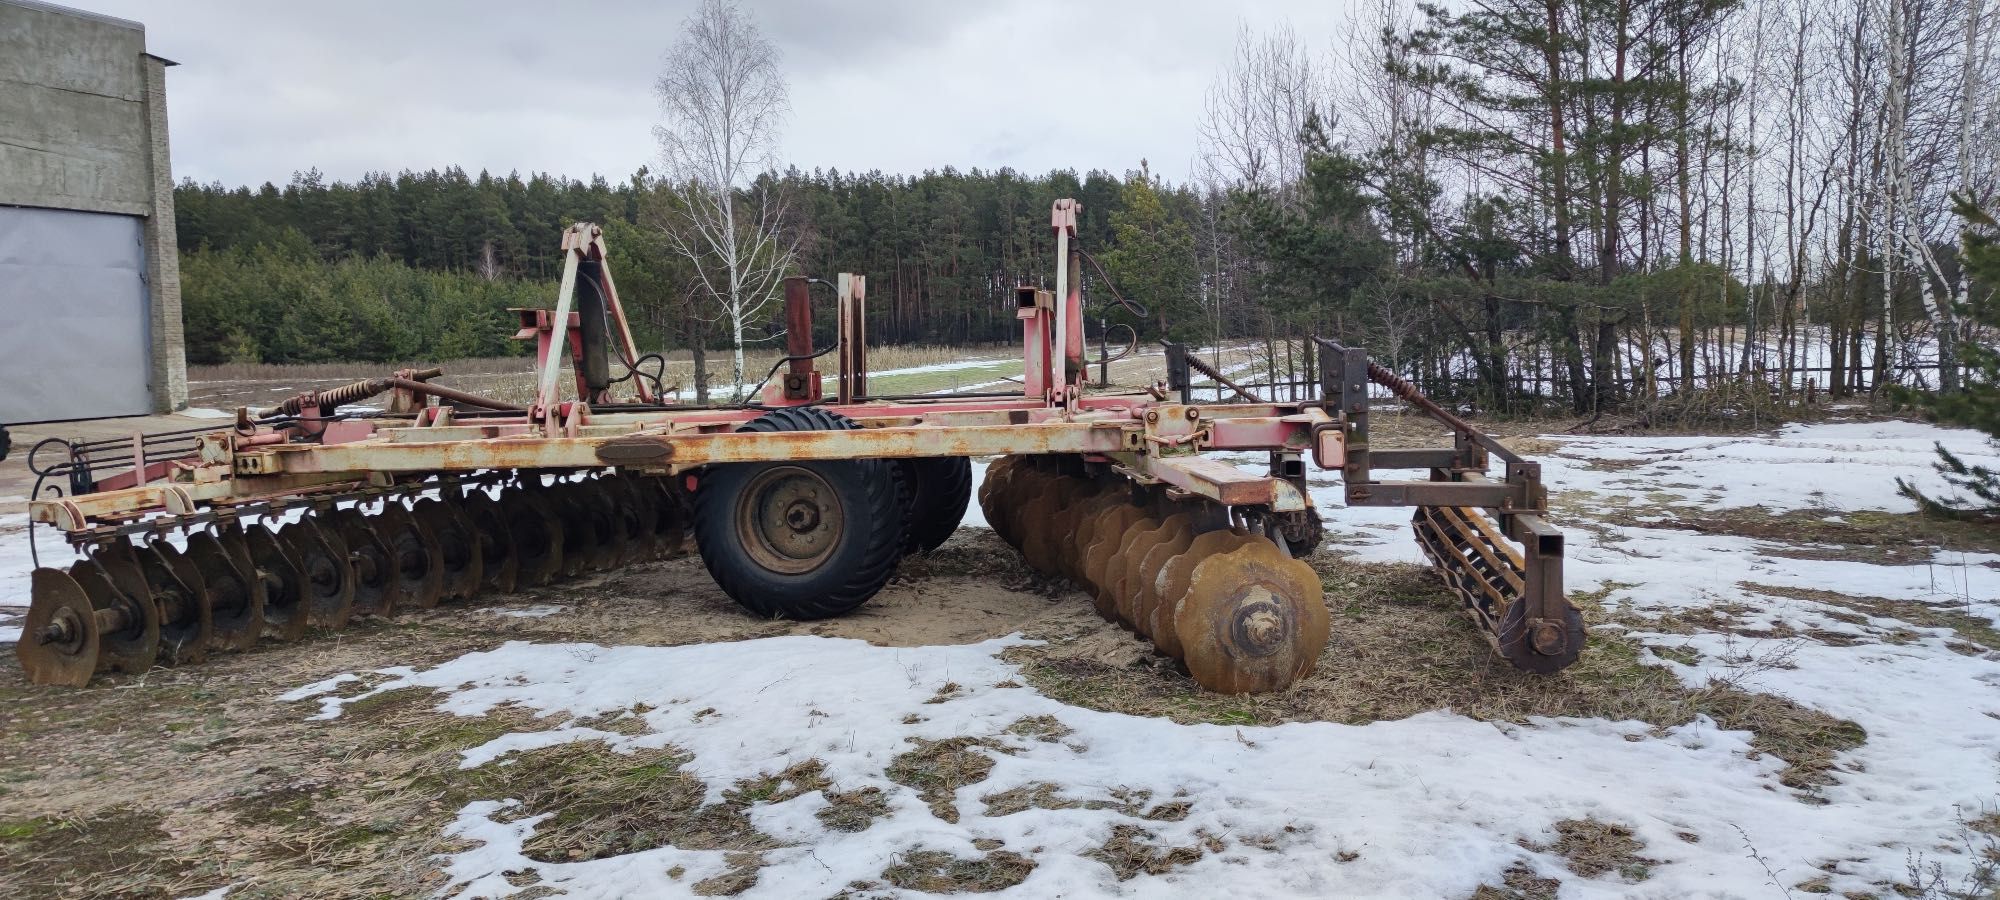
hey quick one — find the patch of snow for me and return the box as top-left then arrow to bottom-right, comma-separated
0,515 -> 80,615
480,604 -> 567,619
177,407 -> 236,420
1545,420 -> 1999,514
278,673 -> 360,702
300,632 -> 1997,899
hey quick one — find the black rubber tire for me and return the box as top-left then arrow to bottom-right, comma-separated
895,457 -> 973,555
693,407 -> 907,619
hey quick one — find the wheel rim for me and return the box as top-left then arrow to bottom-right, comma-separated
734,466 -> 843,575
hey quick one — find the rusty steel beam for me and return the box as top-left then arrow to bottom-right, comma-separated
1133,455 -> 1308,512
1343,480 -> 1519,509
244,422 -> 1138,477
781,277 -> 819,402
1369,448 -> 1473,470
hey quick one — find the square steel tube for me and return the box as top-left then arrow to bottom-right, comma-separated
253,422 -> 1137,475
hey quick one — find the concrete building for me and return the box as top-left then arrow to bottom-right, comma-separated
0,0 -> 187,428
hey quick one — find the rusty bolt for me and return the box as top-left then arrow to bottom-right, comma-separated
1146,410 -> 1159,424
1183,408 -> 1199,421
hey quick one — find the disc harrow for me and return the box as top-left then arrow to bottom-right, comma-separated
15,472 -> 691,687
978,454 -> 1330,694
16,204 -> 1583,695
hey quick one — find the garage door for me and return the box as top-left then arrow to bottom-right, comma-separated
0,205 -> 153,424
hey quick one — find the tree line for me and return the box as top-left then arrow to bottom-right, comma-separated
175,0 -> 1994,426
172,165 -> 1177,366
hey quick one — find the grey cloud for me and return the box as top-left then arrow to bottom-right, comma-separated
71,0 -> 1346,187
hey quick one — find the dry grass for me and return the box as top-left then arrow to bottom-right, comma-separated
1743,583 -> 2000,653
880,848 -> 1036,893
979,782 -> 1189,821
884,737 -> 1002,824
1532,818 -> 1657,881
1085,823 -> 1225,881
425,741 -> 768,865
817,787 -> 891,833
1471,818 -> 1655,898
189,356 -> 536,384
0,806 -> 202,899
1470,864 -> 1563,900
1007,556 -> 1868,800
1003,715 -> 1073,743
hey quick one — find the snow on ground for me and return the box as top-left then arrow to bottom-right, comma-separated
296,637 -> 1821,899
1547,419 -> 2000,514
478,604 -> 568,619
266,417 -> 2000,898
0,515 -> 79,613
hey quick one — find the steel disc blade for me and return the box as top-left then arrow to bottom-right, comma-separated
189,531 -> 264,652
19,568 -> 99,686
578,480 -> 627,572
609,476 -> 657,563
1010,466 -> 1061,553
1050,487 -> 1098,582
143,543 -> 212,664
993,465 -> 1042,554
1032,478 -> 1091,578
1079,505 -> 1139,621
550,482 -> 598,579
461,490 -> 519,595
1074,482 -> 1132,581
288,518 -> 355,629
215,522 -> 271,644
1107,516 -> 1168,629
1152,529 -> 1254,661
246,525 -> 309,642
651,477 -> 692,560
1175,538 -> 1329,694
73,558 -> 158,675
377,503 -> 444,610
414,497 -> 483,603
88,544 -> 162,674
1084,504 -> 1146,605
1015,491 -> 1064,574
977,456 -> 1022,548
1128,514 -> 1196,640
500,488 -> 563,587
333,508 -> 401,619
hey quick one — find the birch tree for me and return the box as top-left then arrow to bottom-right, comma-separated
654,0 -> 795,400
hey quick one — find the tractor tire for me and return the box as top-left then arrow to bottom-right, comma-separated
895,457 -> 973,555
693,406 -> 907,619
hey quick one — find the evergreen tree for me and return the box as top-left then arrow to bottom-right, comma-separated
1101,164 -> 1200,341
1228,140 -> 1390,335
1898,200 -> 2000,519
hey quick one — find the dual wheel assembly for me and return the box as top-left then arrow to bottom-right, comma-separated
17,471 -> 691,686
690,406 -> 973,620
979,454 -> 1331,695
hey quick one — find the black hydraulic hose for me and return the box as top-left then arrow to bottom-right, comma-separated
739,342 -> 840,408
1078,249 -> 1151,319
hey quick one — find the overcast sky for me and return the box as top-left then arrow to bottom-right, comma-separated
70,0 -> 1353,189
